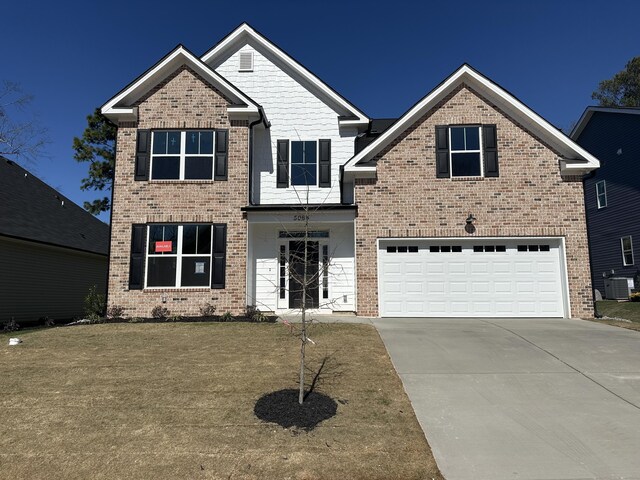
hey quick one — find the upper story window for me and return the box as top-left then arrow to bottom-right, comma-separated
151,130 -> 214,180
435,124 -> 498,178
621,236 -> 634,266
596,180 -> 607,209
134,129 -> 228,182
276,139 -> 331,188
291,141 -> 317,185
450,126 -> 482,177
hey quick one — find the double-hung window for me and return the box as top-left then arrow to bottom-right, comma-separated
291,141 -> 317,186
151,130 -> 214,180
621,236 -> 634,266
146,224 -> 213,288
435,124 -> 498,178
449,126 -> 482,177
596,180 -> 607,209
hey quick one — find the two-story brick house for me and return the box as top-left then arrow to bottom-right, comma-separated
102,23 -> 599,319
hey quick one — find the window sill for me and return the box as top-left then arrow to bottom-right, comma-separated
141,287 -> 212,293
450,176 -> 486,181
148,180 -> 218,184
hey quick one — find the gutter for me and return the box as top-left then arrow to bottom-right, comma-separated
248,107 -> 270,205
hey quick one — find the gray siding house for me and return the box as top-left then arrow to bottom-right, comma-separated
572,107 -> 640,297
0,157 -> 109,324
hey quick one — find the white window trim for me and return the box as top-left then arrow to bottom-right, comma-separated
144,224 -> 214,289
289,140 -> 319,187
621,236 -> 634,266
449,125 -> 484,178
596,180 -> 607,209
150,130 -> 215,181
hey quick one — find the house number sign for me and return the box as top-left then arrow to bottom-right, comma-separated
293,215 -> 310,222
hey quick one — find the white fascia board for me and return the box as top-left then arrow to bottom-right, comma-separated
342,166 -> 376,180
344,65 -> 599,173
201,24 -> 369,123
101,46 -> 260,121
338,119 -> 370,127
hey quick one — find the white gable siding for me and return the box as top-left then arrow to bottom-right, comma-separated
214,45 -> 356,205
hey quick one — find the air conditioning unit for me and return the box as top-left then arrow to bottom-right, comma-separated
604,277 -> 631,300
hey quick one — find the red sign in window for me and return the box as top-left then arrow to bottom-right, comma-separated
155,241 -> 172,253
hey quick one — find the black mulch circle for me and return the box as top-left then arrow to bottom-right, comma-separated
254,389 -> 337,431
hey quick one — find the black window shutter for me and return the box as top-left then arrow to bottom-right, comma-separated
483,125 -> 499,177
129,224 -> 147,290
435,126 -> 450,178
211,224 -> 227,289
277,140 -> 289,188
135,130 -> 151,181
319,139 -> 331,187
214,130 -> 228,180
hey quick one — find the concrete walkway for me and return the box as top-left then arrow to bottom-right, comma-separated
372,317 -> 640,480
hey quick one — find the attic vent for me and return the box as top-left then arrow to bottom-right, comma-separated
239,51 -> 253,72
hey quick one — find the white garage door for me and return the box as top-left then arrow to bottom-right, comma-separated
378,238 -> 567,318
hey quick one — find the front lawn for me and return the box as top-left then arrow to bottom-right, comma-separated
0,322 -> 442,480
593,300 -> 640,331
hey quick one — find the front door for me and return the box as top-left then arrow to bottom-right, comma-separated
288,240 -> 319,309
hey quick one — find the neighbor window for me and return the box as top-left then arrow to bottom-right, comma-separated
621,236 -> 634,266
450,126 -> 482,177
596,180 -> 607,209
151,130 -> 214,180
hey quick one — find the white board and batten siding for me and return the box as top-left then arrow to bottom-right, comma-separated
248,222 -> 355,313
378,238 -> 569,318
213,45 -> 357,205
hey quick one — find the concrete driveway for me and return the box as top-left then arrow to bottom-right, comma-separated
372,317 -> 640,480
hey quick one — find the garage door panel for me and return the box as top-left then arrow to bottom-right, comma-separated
379,239 -> 566,317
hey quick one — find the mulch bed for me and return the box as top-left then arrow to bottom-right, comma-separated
254,388 -> 338,431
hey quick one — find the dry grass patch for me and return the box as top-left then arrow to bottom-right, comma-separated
0,322 -> 442,480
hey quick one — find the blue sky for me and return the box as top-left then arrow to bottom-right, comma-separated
3,0 -> 639,223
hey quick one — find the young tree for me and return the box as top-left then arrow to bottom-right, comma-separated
0,81 -> 47,162
592,57 -> 640,107
72,108 -> 117,215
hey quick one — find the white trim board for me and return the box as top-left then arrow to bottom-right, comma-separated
344,64 -> 600,177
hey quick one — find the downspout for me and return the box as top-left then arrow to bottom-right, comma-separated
248,107 -> 269,205
583,169 -> 601,318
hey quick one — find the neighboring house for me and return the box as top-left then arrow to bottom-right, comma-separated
571,107 -> 640,298
0,157 -> 109,324
102,23 -> 599,319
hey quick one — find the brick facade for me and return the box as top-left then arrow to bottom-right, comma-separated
355,85 -> 593,318
107,66 -> 248,317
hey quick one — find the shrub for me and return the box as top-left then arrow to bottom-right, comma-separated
629,292 -> 640,302
106,305 -> 126,319
39,316 -> 55,327
245,305 -> 268,323
84,285 -> 106,320
200,302 -> 216,317
2,317 -> 19,332
220,311 -> 234,322
128,317 -> 144,323
168,314 -> 183,322
151,305 -> 170,320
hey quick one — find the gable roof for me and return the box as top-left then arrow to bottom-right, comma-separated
101,44 -> 262,122
0,157 -> 109,255
201,23 -> 369,126
344,64 -> 600,176
570,106 -> 640,139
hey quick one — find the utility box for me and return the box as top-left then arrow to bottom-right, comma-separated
604,277 -> 631,300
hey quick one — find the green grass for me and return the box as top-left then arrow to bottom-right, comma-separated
596,300 -> 640,323
0,322 -> 443,480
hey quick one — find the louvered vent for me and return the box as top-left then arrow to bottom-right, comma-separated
239,51 -> 253,72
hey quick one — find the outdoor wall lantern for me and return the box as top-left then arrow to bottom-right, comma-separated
465,213 -> 476,234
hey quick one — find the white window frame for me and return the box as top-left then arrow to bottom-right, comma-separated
596,180 -> 607,209
449,125 -> 484,178
289,140 -> 319,187
150,130 -> 215,181
621,236 -> 634,266
145,224 -> 214,289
